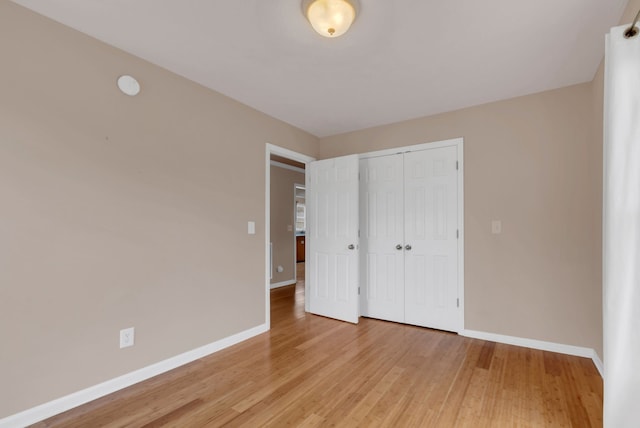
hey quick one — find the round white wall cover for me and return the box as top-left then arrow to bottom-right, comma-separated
117,75 -> 141,96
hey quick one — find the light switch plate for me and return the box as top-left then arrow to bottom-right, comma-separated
287,225 -> 293,232
491,220 -> 502,234
120,327 -> 135,348
248,221 -> 256,235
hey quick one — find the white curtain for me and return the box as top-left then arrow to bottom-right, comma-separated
604,22 -> 640,427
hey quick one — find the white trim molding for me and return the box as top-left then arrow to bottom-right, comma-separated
461,329 -> 604,378
592,352 -> 604,378
0,324 -> 268,428
270,279 -> 296,289
358,137 -> 463,160
270,160 -> 305,174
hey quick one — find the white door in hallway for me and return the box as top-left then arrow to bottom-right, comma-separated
306,155 -> 360,324
359,155 -> 405,323
404,147 -> 459,331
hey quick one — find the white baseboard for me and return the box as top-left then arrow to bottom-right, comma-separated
591,351 -> 604,378
0,324 -> 268,428
270,279 -> 296,289
460,329 -> 604,378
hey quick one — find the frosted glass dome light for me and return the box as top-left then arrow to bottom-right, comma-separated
304,0 -> 357,38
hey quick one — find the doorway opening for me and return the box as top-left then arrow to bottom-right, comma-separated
265,144 -> 315,329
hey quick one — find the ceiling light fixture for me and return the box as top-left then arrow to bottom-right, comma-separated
303,0 -> 357,38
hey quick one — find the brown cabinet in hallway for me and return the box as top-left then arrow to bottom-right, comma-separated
296,236 -> 305,263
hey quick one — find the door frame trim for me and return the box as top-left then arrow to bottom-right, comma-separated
357,137 -> 465,332
265,144 -> 315,329
293,182 -> 305,283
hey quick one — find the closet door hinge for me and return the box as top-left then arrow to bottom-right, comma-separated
358,287 -> 361,295
456,229 -> 459,239
456,160 -> 459,170
457,298 -> 460,308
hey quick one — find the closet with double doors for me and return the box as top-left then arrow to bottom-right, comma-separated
306,140 -> 462,333
359,145 -> 460,332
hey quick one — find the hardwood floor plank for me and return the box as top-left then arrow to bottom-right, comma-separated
33,263 -> 602,427
453,367 -> 490,425
340,365 -> 405,426
432,340 -> 483,426
476,341 -> 496,370
477,354 -> 505,427
230,350 -> 328,413
140,398 -> 204,428
295,413 -> 325,428
558,357 -> 595,427
254,347 -> 366,426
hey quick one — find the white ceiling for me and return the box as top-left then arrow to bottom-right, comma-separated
12,0 -> 629,137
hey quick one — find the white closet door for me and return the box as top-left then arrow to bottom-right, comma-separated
307,155 -> 360,324
404,147 -> 459,332
359,155 -> 405,323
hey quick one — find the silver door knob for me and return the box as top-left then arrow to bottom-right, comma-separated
348,244 -> 355,250
396,244 -> 403,250
405,244 -> 412,250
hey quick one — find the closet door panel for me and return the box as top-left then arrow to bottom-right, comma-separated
404,147 -> 459,332
359,155 -> 405,323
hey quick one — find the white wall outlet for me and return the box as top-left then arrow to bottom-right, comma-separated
120,327 -> 135,349
277,265 -> 284,273
491,220 -> 502,234
248,221 -> 256,235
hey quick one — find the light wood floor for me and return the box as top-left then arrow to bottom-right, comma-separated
35,263 -> 602,427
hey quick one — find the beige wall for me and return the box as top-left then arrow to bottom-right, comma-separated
320,83 -> 602,355
0,2 -> 317,418
270,165 -> 304,285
